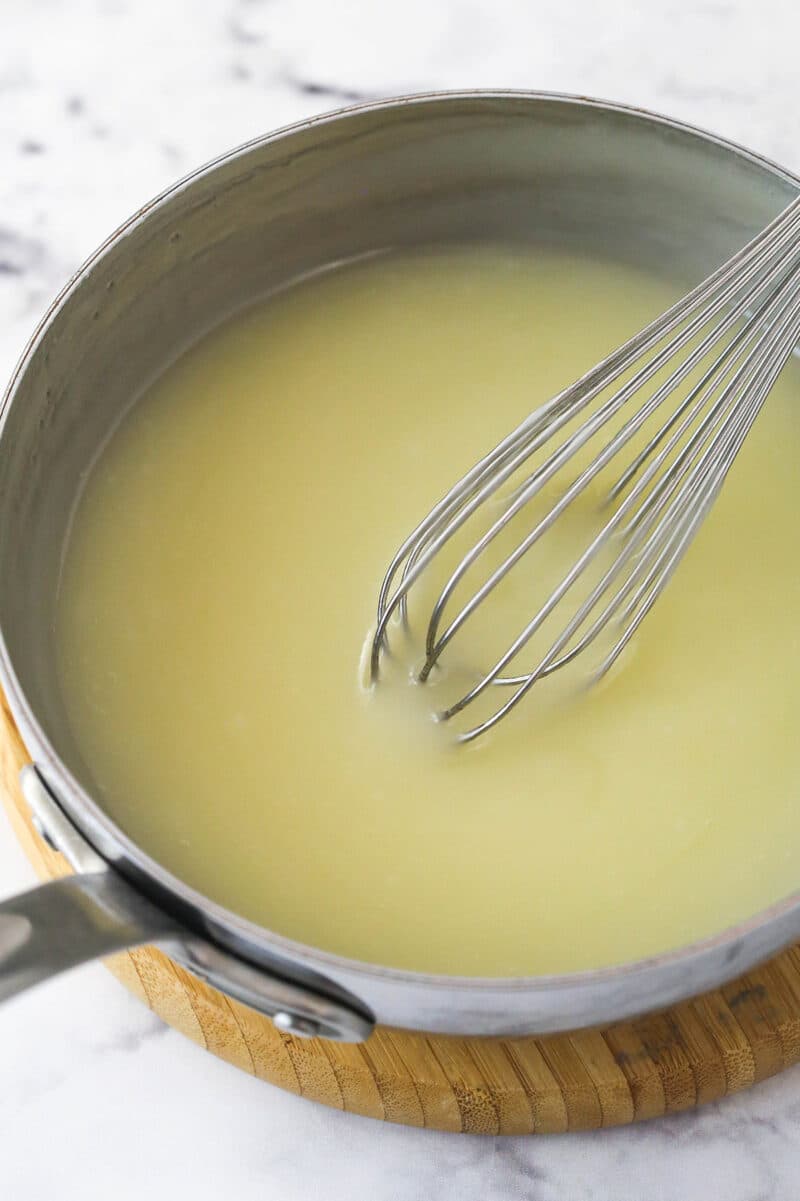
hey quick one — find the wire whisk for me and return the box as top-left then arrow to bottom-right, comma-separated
369,194 -> 800,742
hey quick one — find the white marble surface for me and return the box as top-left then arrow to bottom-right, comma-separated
2,1 -> 800,1197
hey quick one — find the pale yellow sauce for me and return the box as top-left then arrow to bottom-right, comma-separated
55,247 -> 800,976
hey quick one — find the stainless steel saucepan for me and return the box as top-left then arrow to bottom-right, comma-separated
1,92 -> 798,1042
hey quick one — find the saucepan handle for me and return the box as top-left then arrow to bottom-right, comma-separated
0,765 -> 374,1041
0,871 -> 175,1003
0,763 -> 182,1003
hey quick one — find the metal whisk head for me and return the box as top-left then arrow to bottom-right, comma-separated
370,195 -> 800,742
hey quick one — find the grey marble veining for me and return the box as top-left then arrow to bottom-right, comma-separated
1,1 -> 800,1198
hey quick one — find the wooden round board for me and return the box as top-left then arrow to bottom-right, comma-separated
3,689 -> 800,1133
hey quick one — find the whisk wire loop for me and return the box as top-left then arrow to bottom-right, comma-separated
370,196 -> 800,740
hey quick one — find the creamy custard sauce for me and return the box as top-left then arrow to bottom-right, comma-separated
55,247 -> 800,976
